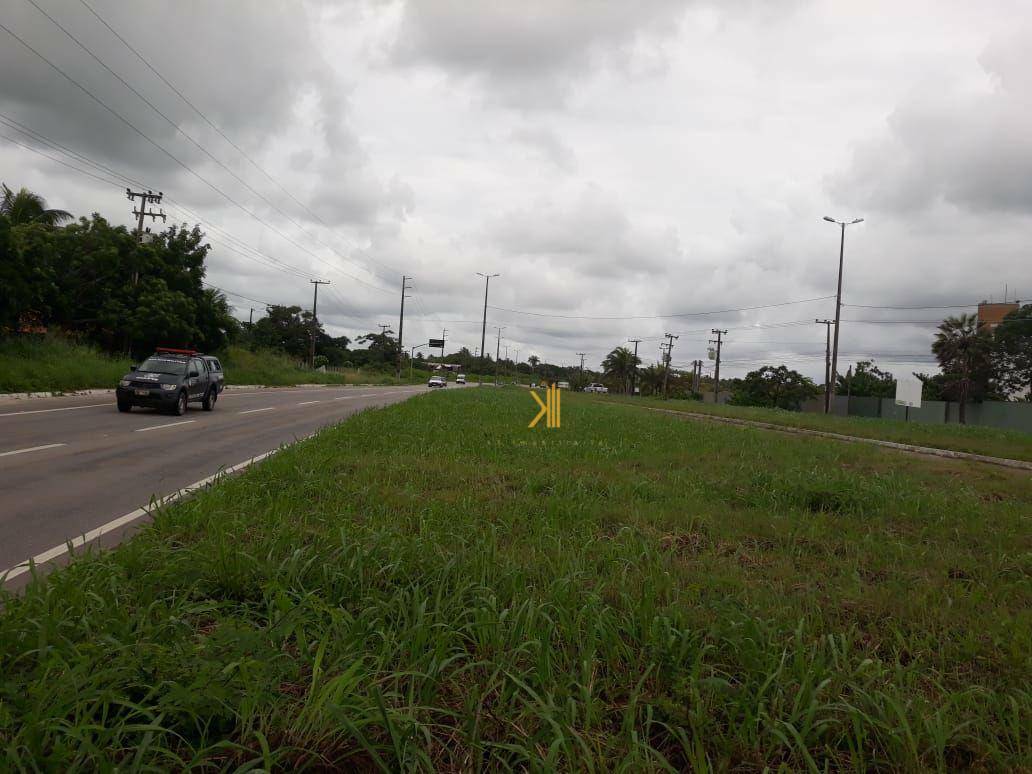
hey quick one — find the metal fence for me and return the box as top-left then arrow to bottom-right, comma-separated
800,396 -> 1032,433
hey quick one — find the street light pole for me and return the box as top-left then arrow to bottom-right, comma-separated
410,342 -> 428,380
823,216 -> 864,410
477,272 -> 499,385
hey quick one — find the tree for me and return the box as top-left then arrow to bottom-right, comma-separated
836,359 -> 896,398
931,313 -> 995,423
251,305 -> 318,358
995,304 -> 1032,400
1,184 -> 73,226
638,364 -> 665,396
729,365 -> 819,410
602,345 -> 641,394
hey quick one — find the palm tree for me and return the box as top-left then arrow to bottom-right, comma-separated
1,184 -> 73,226
932,313 -> 994,423
602,345 -> 641,394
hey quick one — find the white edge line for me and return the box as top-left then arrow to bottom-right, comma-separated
297,400 -> 321,405
1,387 -> 426,583
1,443 -> 293,582
238,407 -> 275,414
0,443 -> 67,458
134,420 -> 195,433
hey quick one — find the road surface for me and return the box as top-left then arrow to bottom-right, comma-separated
0,384 -> 434,584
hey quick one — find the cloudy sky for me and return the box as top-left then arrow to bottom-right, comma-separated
1,0 -> 1029,379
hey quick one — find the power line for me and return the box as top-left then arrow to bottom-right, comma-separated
76,0 -> 408,281
26,0 -> 405,285
0,19 -> 395,297
486,295 -> 834,321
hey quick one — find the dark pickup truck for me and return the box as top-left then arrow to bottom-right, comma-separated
116,348 -> 225,415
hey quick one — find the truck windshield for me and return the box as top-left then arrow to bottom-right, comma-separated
137,356 -> 188,375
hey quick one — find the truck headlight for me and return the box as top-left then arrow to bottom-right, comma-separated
119,379 -> 131,387
161,383 -> 178,391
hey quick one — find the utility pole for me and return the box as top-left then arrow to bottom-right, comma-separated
494,326 -> 505,384
477,272 -> 499,384
816,319 -> 834,413
577,353 -> 586,387
125,188 -> 166,297
440,328 -> 447,361
823,216 -> 864,406
514,349 -> 520,385
309,279 -> 330,369
690,359 -> 702,394
397,276 -> 412,378
126,188 -> 165,240
661,334 -> 678,399
248,307 -> 254,329
709,329 -> 727,403
628,339 -> 641,396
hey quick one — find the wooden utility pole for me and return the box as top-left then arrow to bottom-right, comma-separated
816,319 -> 834,413
661,333 -> 678,399
577,352 -> 586,387
397,276 -> 412,377
628,339 -> 641,396
709,329 -> 727,403
309,279 -> 330,368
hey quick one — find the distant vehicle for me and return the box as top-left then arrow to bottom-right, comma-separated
116,348 -> 219,415
583,383 -> 608,394
557,381 -> 571,390
427,375 -> 447,388
456,373 -> 466,384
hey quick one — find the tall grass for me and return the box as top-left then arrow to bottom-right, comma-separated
1,389 -> 1029,769
0,337 -> 426,393
0,335 -> 130,392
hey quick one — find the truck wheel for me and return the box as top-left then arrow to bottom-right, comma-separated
172,391 -> 188,416
117,399 -> 132,413
202,387 -> 217,411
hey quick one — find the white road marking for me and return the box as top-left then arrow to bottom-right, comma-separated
297,400 -> 322,406
134,420 -> 195,433
0,443 -> 67,458
333,396 -> 358,400
1,447 -> 283,583
0,403 -> 109,418
238,407 -> 274,415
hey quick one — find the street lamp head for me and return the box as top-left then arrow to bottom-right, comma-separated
823,216 -> 837,223
851,218 -> 864,224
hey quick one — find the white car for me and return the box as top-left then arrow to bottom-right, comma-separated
427,375 -> 446,388
456,374 -> 466,384
584,383 -> 608,394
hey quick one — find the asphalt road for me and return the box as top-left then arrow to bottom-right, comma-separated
0,383 -> 437,583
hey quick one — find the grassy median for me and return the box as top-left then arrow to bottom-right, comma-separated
1,388 -> 1029,770
600,394 -> 1032,463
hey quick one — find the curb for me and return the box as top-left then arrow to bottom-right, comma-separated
628,405 -> 1032,472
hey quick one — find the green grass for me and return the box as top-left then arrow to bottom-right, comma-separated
219,346 -> 424,387
0,337 -> 428,392
2,389 -> 1029,770
0,335 -> 130,392
600,393 -> 1032,463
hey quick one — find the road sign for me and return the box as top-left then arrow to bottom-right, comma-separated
429,338 -> 445,348
895,375 -> 922,408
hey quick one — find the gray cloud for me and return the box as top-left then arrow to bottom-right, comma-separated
391,0 -> 688,107
828,27 -> 1032,215
510,126 -> 577,171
